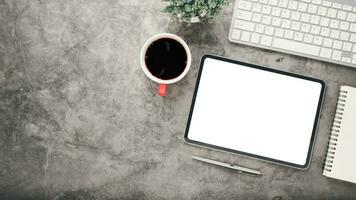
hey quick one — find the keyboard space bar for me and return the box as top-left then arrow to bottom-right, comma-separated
272,38 -> 320,57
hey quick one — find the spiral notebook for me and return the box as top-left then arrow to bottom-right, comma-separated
323,86 -> 356,184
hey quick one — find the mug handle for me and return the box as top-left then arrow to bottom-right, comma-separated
158,84 -> 167,96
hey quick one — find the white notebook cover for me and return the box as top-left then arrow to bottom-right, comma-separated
323,86 -> 356,184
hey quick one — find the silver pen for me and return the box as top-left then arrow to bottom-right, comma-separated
192,156 -> 261,176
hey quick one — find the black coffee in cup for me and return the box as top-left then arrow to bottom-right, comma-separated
145,38 -> 187,80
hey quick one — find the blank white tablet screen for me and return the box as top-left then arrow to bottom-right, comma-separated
187,58 -> 323,165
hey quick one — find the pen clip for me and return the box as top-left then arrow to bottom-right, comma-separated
230,163 -> 261,176
237,169 -> 261,176
192,156 -> 261,176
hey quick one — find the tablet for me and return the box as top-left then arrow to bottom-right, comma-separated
184,55 -> 325,169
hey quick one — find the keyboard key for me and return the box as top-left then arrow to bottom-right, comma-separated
318,7 -> 328,16
350,34 -> 356,42
332,3 -> 342,9
252,13 -> 262,22
284,30 -> 294,39
332,50 -> 342,60
235,10 -> 253,21
269,0 -> 278,6
282,19 -> 291,29
238,0 -> 252,11
312,0 -> 321,5
330,30 -> 340,39
231,29 -> 241,40
330,19 -> 340,29
234,19 -> 255,31
346,13 -> 356,22
342,52 -> 352,60
294,32 -> 304,41
308,4 -> 317,14
251,33 -> 261,43
342,5 -> 352,11
333,40 -> 342,49
301,13 -> 310,22
350,24 -> 356,33
298,3 -> 308,12
327,8 -> 337,18
310,15 -> 320,24
262,15 -> 272,25
320,17 -> 329,26
320,48 -> 332,58
256,24 -> 265,33
337,11 -> 347,20
301,23 -> 311,32
271,7 -> 281,16
288,1 -> 298,10
272,17 -> 282,26
304,34 -> 314,43
291,11 -> 301,21
279,0 -> 289,8
313,36 -> 323,45
321,27 -> 330,37
322,1 -> 332,7
260,35 -> 272,46
265,26 -> 275,35
241,31 -> 251,41
275,28 -> 285,37
340,32 -> 349,41
343,42 -> 352,51
262,5 -> 272,14
272,38 -> 320,56
281,9 -> 291,18
323,38 -> 333,48
311,25 -> 321,34
340,22 -> 349,31
291,21 -> 301,31
252,3 -> 262,12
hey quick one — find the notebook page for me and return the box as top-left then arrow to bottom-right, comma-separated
323,86 -> 356,183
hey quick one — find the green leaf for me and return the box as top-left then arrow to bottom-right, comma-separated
161,0 -> 230,23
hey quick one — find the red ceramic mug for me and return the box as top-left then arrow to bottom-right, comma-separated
140,33 -> 191,96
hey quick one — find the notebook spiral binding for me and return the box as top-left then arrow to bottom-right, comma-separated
324,89 -> 348,172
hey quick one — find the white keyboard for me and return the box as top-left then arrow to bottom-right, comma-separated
229,0 -> 356,68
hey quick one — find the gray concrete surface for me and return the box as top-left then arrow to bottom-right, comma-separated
1,0 -> 356,199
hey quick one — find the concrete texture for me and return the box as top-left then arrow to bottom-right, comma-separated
1,0 -> 356,199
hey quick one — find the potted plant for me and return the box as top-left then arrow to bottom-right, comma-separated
162,0 -> 229,24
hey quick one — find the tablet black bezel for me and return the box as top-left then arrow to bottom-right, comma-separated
184,54 -> 326,169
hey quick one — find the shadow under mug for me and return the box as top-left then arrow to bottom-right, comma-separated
140,33 -> 191,96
